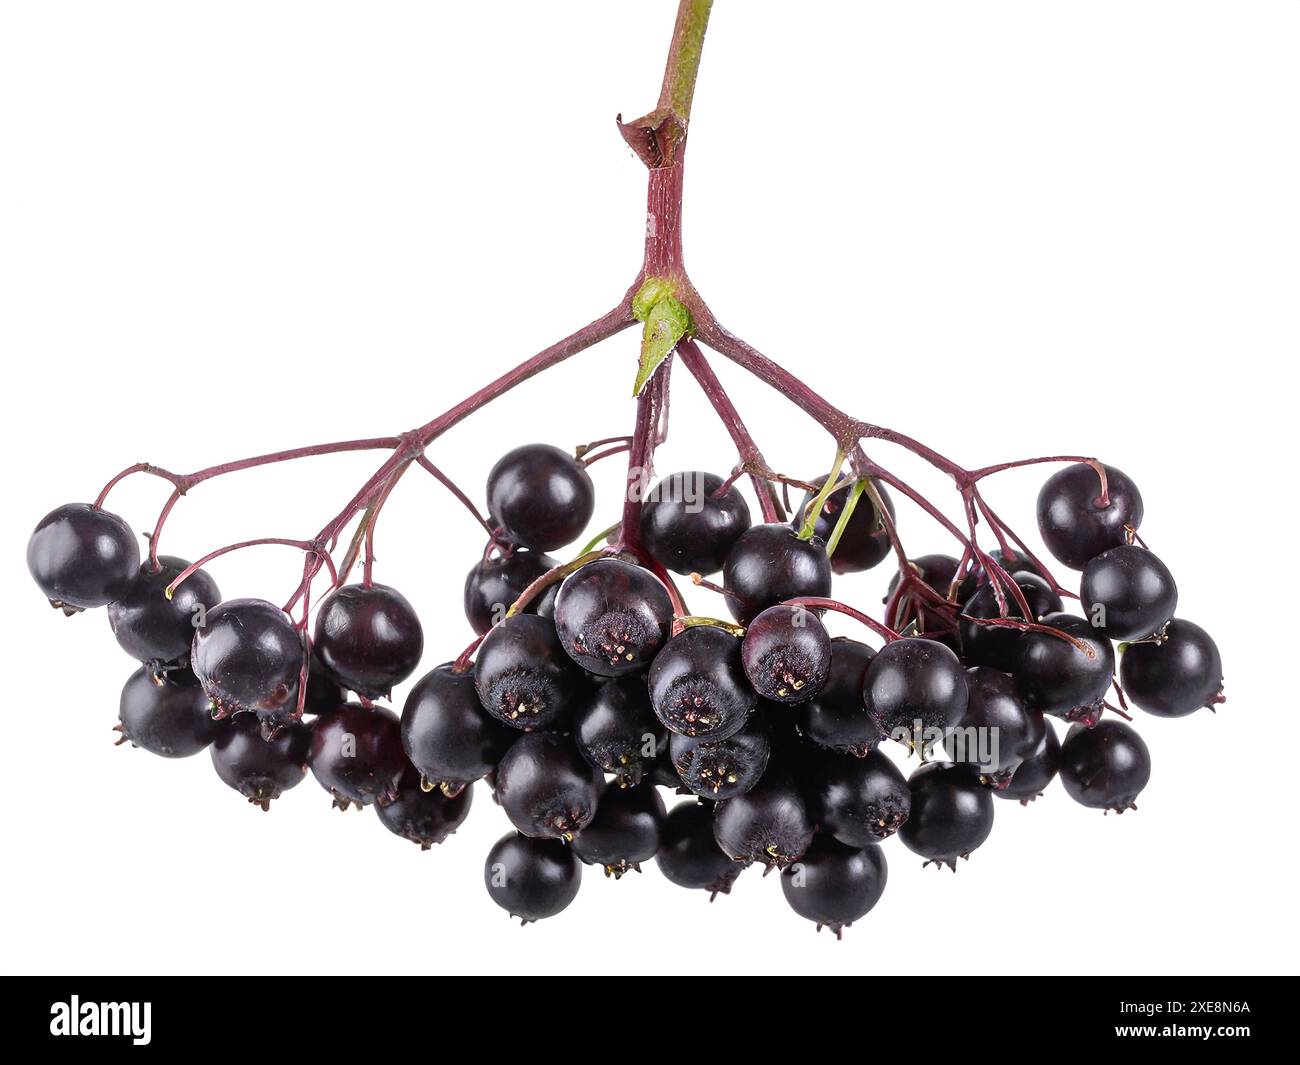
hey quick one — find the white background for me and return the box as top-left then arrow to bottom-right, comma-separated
2,1 -> 1296,976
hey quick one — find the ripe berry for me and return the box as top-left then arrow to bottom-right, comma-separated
670,714 -> 771,800
27,502 -> 140,611
495,731 -> 603,840
655,801 -> 742,897
899,762 -> 995,870
722,523 -> 832,625
805,747 -> 910,845
313,583 -> 424,700
781,838 -> 888,938
863,638 -> 969,749
309,702 -> 406,810
553,558 -> 673,676
1014,614 -> 1115,719
740,604 -> 831,704
473,613 -> 584,730
886,553 -> 968,603
210,713 -> 310,810
375,764 -> 473,849
191,598 -> 302,719
1080,545 -> 1178,642
944,666 -> 1046,787
790,637 -> 883,757
1037,463 -> 1144,570
486,443 -> 595,551
571,781 -> 666,876
712,772 -> 814,869
107,556 -> 221,666
995,721 -> 1062,804
1119,619 -> 1224,717
402,663 -> 514,791
641,471 -> 751,576
648,624 -> 757,740
303,649 -> 346,716
1059,720 -> 1151,813
573,677 -> 667,787
118,666 -> 220,758
463,546 -> 558,635
484,832 -> 582,923
795,475 -> 893,574
959,571 -> 1063,671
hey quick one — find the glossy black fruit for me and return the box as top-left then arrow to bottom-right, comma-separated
571,781 -> 666,876
463,547 -> 559,635
781,838 -> 888,938
656,801 -> 743,897
313,583 -> 423,699
944,667 -> 1045,787
1119,619 -> 1224,717
713,772 -> 814,869
1015,613 -> 1115,719
553,558 -> 673,676
191,598 -> 302,719
1080,545 -> 1178,642
1059,720 -> 1151,812
573,677 -> 667,787
1037,463 -> 1143,570
899,762 -> 995,870
495,732 -> 603,840
473,613 -> 584,730
28,502 -> 139,611
309,703 -> 406,809
402,663 -> 514,790
670,714 -> 771,800
790,638 -> 882,757
648,624 -> 757,740
805,747 -> 910,846
863,638 -> 969,749
107,556 -> 221,666
486,443 -> 595,551
886,553 -> 968,603
210,713 -> 311,810
995,721 -> 1062,804
376,764 -> 474,849
740,604 -> 831,704
795,475 -> 894,574
641,471 -> 752,576
722,523 -> 832,625
118,666 -> 220,757
959,571 -> 1063,671
484,832 -> 582,923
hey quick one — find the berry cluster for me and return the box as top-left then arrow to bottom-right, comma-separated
28,445 -> 1224,936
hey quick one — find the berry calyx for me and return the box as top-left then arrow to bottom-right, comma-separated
740,604 -> 832,704
648,623 -> 757,740
553,557 -> 673,676
573,677 -> 667,787
473,613 -> 584,730
670,713 -> 771,800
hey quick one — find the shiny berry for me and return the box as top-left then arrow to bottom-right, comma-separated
741,604 -> 831,704
641,471 -> 751,576
118,666 -> 220,758
402,663 -> 514,790
722,523 -> 832,625
571,781 -> 666,877
863,638 -> 969,748
1119,619 -> 1224,718
484,832 -> 582,923
899,762 -> 995,870
945,666 -> 1046,787
713,772 -> 814,869
28,502 -> 139,611
495,732 -> 602,840
795,475 -> 893,574
309,702 -> 406,810
473,613 -> 584,730
805,747 -> 910,845
553,558 -> 673,676
463,546 -> 558,636
995,721 -> 1062,804
1037,462 -> 1143,570
191,598 -> 302,720
670,714 -> 771,800
1015,613 -> 1115,718
210,713 -> 310,810
790,637 -> 882,757
648,624 -> 757,740
1059,720 -> 1151,813
486,443 -> 595,551
107,556 -> 221,666
313,583 -> 424,699
655,801 -> 742,897
375,764 -> 473,849
959,570 -> 1063,671
1080,545 -> 1178,642
573,677 -> 667,786
781,838 -> 888,938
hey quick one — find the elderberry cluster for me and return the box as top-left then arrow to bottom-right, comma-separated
27,447 -> 1224,937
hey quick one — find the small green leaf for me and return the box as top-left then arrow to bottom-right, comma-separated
632,277 -> 671,322
633,295 -> 691,395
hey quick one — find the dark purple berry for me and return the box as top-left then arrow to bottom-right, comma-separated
107,556 -> 221,666
191,598 -> 302,719
781,837 -> 888,938
995,721 -> 1061,804
670,714 -> 771,800
313,582 -> 424,700
1080,545 -> 1178,642
648,624 -> 757,740
1037,463 -> 1143,570
795,475 -> 893,575
573,677 -> 667,786
28,502 -> 139,611
402,663 -> 514,791
722,523 -> 832,625
1119,618 -> 1224,718
210,713 -> 310,810
309,702 -> 406,810
945,666 -> 1046,787
553,558 -> 673,676
484,832 -> 582,923
886,553 -> 968,603
571,781 -> 666,877
375,764 -> 473,849
641,471 -> 751,576
118,666 -> 220,757
495,732 -> 602,840
655,801 -> 742,897
1015,613 -> 1115,719
1059,720 -> 1151,813
740,604 -> 831,704
959,570 -> 1063,671
899,761 -> 995,870
486,443 -> 595,551
804,747 -> 910,845
863,638 -> 969,749
712,772 -> 814,869
473,613 -> 584,730
463,546 -> 559,636
790,637 -> 883,757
